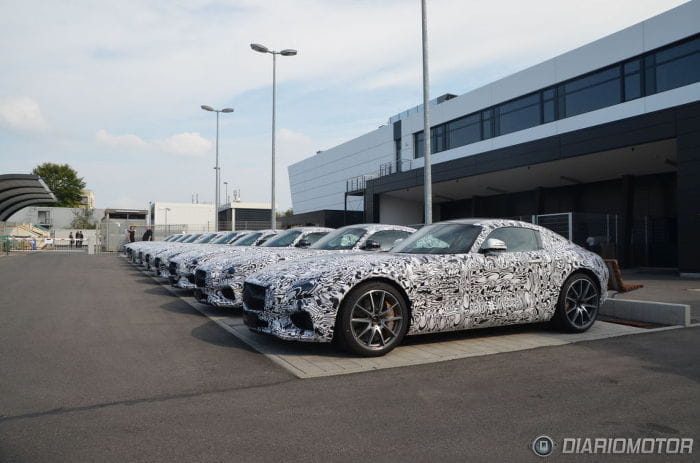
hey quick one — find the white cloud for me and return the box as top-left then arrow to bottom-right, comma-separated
95,129 -> 211,157
155,132 -> 212,157
0,96 -> 51,133
96,129 -> 148,149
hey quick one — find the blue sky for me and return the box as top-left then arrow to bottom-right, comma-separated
0,0 -> 688,210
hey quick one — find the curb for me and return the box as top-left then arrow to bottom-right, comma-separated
601,298 -> 691,327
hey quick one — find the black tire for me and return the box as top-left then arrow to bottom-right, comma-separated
335,281 -> 409,357
552,272 -> 600,332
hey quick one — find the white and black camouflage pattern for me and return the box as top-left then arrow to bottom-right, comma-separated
170,227 -> 331,289
242,219 -> 609,343
196,224 -> 416,307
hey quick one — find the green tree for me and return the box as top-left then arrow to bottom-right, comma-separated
70,208 -> 97,229
32,163 -> 86,207
276,208 -> 294,218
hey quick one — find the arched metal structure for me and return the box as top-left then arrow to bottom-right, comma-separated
0,174 -> 57,222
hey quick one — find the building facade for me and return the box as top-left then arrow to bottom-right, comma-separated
217,201 -> 272,231
287,2 -> 700,274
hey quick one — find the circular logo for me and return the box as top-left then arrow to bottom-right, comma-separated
532,435 -> 555,457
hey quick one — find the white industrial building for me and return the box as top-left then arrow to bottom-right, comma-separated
150,202 -> 215,229
287,1 -> 700,274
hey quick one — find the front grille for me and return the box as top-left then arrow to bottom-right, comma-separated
168,262 -> 178,276
195,270 -> 207,288
243,282 -> 267,311
187,275 -> 196,284
154,258 -> 161,268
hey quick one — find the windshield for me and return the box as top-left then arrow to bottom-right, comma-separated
173,235 -> 189,242
183,234 -> 201,243
311,227 -> 366,250
195,233 -> 218,244
392,224 -> 482,254
212,232 -> 239,244
304,232 -> 329,245
262,230 -> 302,247
234,232 -> 262,246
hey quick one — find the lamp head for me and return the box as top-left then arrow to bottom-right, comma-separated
201,105 -> 214,111
280,49 -> 297,56
250,43 -> 269,53
221,108 -> 234,113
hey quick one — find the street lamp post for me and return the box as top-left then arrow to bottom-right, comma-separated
250,43 -> 297,230
201,105 -> 234,232
421,0 -> 432,225
223,181 -> 229,204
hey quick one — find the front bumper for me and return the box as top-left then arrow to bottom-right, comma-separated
241,283 -> 334,343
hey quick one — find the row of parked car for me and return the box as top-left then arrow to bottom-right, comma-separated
124,219 -> 608,356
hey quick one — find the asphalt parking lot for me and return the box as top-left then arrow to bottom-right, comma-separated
1,253 -> 698,462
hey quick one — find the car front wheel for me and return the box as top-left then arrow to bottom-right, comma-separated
335,281 -> 409,357
553,273 -> 600,332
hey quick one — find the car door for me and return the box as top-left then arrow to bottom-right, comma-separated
467,226 -> 546,326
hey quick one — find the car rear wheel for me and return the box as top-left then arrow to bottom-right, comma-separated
553,273 -> 600,332
335,282 -> 409,357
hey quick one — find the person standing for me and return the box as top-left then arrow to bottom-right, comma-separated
128,226 -> 136,243
141,226 -> 153,242
76,230 -> 83,248
69,232 -> 74,249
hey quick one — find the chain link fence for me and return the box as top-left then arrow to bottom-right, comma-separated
96,221 -> 272,252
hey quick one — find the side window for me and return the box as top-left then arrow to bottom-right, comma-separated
481,227 -> 540,252
368,230 -> 412,251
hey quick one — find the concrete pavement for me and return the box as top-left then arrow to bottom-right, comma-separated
1,254 -> 698,462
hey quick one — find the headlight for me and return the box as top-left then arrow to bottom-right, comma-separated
224,266 -> 236,275
289,280 -> 317,299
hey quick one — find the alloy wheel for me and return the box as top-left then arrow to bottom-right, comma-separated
564,278 -> 599,329
349,290 -> 404,350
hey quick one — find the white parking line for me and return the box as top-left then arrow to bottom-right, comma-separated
132,261 -> 685,379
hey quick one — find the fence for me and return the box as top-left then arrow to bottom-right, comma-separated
2,236 -> 93,255
96,221 -> 274,252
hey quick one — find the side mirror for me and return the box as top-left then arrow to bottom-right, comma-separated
362,239 -> 381,251
480,238 -> 507,254
296,238 -> 311,248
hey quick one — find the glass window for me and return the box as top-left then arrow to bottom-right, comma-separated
654,37 -> 700,93
498,93 -> 541,135
625,73 -> 642,100
414,131 -> 424,159
311,227 -> 366,250
481,110 -> 494,139
212,232 -> 239,244
543,99 -> 555,123
393,224 -> 482,254
303,232 -> 329,245
183,234 -> 202,243
233,232 -> 262,246
367,230 -> 413,251
261,230 -> 302,247
624,60 -> 640,73
194,233 -> 218,243
432,124 -> 447,153
447,114 -> 480,149
564,67 -> 621,117
480,227 -> 540,252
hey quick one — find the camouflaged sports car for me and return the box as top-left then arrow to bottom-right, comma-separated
168,227 -> 331,289
242,219 -> 608,357
195,224 -> 416,308
152,230 -> 279,279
